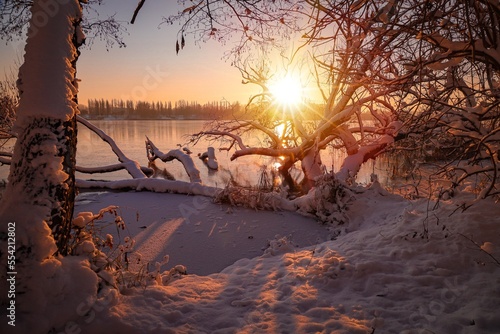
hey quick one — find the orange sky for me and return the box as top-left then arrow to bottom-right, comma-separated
0,1 -> 259,106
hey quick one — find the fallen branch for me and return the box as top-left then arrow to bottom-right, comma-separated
1,150 -> 154,176
146,136 -> 202,183
458,233 -> 500,267
199,147 -> 218,170
76,163 -> 153,176
0,150 -> 12,165
76,178 -> 219,197
77,116 -> 147,179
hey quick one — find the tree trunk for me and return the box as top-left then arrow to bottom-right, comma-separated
278,158 -> 299,193
7,117 -> 77,255
300,143 -> 323,193
0,0 -> 84,255
55,115 -> 78,255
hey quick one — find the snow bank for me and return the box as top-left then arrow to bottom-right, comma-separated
0,202 -> 98,334
72,188 -> 500,333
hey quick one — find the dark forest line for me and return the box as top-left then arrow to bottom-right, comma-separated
80,98 -> 244,120
80,98 -> 332,120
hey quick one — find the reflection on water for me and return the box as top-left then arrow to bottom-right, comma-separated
1,120 -> 392,187
76,120 -> 279,187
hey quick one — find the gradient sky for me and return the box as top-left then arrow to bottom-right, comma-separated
0,0 -> 258,105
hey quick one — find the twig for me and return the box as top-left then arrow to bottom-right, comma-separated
131,0 -> 146,24
458,233 -> 500,267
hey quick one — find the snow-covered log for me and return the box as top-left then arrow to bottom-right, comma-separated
76,163 -> 153,176
0,151 -> 11,165
146,137 -> 202,183
78,115 -> 147,179
77,178 -> 218,197
199,147 -> 219,170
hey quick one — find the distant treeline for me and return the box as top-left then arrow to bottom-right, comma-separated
81,99 -> 243,120
80,98 -> 332,120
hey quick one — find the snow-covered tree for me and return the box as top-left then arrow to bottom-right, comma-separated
0,0 -> 129,255
0,1 -> 101,331
162,0 -> 499,198
392,0 -> 500,200
0,0 -> 86,256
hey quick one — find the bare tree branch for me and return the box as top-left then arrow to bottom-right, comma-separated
131,0 -> 146,24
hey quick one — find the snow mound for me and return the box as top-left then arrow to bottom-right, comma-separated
0,202 -> 98,334
70,189 -> 500,333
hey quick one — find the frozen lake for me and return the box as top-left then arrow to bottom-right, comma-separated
2,119 -> 391,187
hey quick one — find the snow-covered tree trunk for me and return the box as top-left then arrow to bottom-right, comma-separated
300,140 -> 323,192
0,2 -> 100,332
0,0 -> 84,254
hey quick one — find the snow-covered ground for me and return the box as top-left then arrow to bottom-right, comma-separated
74,191 -> 330,276
64,186 -> 500,333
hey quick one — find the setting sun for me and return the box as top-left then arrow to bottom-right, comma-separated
269,75 -> 303,107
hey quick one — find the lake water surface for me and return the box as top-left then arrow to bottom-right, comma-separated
2,119 -> 391,187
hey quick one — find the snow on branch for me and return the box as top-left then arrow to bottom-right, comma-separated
0,151 -> 12,165
199,147 -> 219,170
76,178 -> 218,197
1,145 -> 153,177
145,137 -> 202,183
0,156 -> 10,165
230,146 -> 301,161
77,116 -> 147,179
76,163 -> 152,176
336,141 -> 387,182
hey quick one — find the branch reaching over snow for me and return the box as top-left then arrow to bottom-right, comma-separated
1,148 -> 154,176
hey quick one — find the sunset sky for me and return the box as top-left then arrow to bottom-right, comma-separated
0,0 -> 260,106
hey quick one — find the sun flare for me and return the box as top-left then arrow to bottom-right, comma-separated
269,75 -> 303,107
